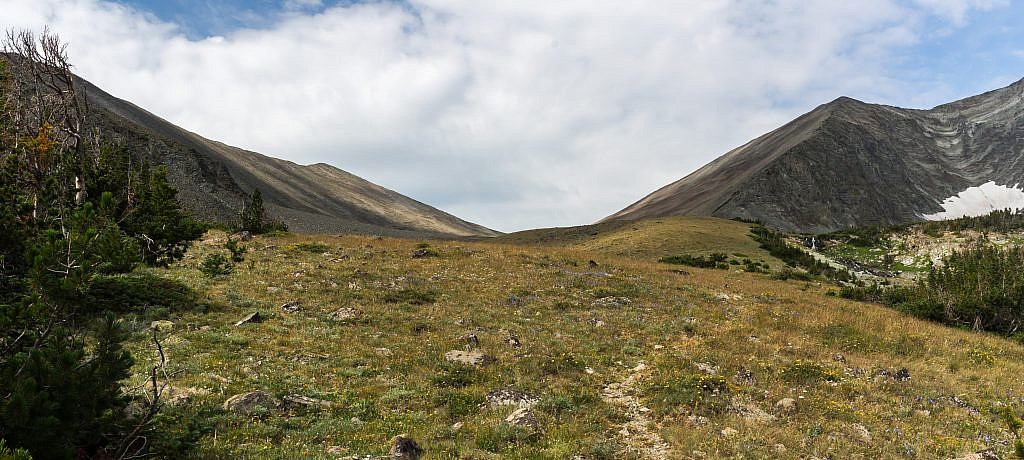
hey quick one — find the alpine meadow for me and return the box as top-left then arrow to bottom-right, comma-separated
5,2 -> 1024,459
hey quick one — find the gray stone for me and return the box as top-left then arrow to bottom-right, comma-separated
329,307 -> 358,321
444,350 -> 495,366
389,434 -> 423,459
486,388 -> 539,409
283,394 -> 332,409
956,449 -> 1000,460
150,320 -> 174,332
223,391 -> 278,414
775,397 -> 797,414
505,407 -> 540,430
591,296 -> 631,308
233,312 -> 262,327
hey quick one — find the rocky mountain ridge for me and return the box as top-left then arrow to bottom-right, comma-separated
605,78 -> 1024,233
69,70 -> 498,238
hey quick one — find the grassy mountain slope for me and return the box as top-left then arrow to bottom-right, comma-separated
74,75 -> 497,238
121,231 -> 1024,458
497,216 -> 784,268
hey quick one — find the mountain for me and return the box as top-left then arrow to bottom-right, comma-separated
71,75 -> 498,238
604,79 -> 1024,233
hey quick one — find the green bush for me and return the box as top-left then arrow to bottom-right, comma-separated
475,424 -> 537,453
382,287 -> 438,305
644,373 -> 731,416
224,239 -> 247,263
659,253 -> 729,269
780,360 -> 841,384
200,253 -> 234,277
848,244 -> 1024,335
750,225 -> 854,282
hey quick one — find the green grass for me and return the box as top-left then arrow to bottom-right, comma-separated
496,216 -> 783,268
117,230 -> 1024,458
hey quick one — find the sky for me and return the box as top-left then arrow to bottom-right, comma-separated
4,0 -> 1024,232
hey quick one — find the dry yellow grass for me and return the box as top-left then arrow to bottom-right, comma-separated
121,228 -> 1024,459
496,216 -> 783,267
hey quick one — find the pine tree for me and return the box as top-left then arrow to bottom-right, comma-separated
240,188 -> 266,234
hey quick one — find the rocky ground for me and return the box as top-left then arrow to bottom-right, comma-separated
117,229 -> 1024,458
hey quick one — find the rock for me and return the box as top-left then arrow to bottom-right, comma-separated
329,308 -> 358,321
150,320 -> 174,332
486,388 -> 539,409
389,434 -> 424,459
444,350 -> 495,366
775,398 -> 797,414
591,296 -> 631,308
223,391 -> 278,414
715,293 -> 731,301
505,407 -> 540,430
720,427 -> 739,437
957,449 -> 999,460
849,423 -> 872,444
695,362 -> 720,375
773,444 -> 787,453
232,231 -> 253,242
281,301 -> 301,313
894,367 -> 911,381
283,394 -> 332,409
732,400 -> 775,424
374,347 -> 393,357
687,415 -> 709,426
233,312 -> 262,327
451,421 -> 464,432
411,248 -> 436,258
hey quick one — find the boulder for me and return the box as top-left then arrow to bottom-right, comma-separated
486,388 -> 539,409
150,320 -> 175,332
444,350 -> 495,366
389,435 -> 423,459
282,394 -> 332,409
223,391 -> 278,414
775,398 -> 797,414
505,407 -> 540,431
233,312 -> 262,327
329,307 -> 358,321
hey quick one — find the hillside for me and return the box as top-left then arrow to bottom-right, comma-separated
115,231 -> 1024,458
605,79 -> 1024,233
497,216 -> 784,268
77,77 -> 498,238
0,51 -> 495,238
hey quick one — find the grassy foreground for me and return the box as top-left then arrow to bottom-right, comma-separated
121,225 -> 1024,459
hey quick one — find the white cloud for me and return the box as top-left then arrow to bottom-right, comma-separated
1,0 -> 1008,231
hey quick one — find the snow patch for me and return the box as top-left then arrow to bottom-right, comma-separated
923,181 -> 1024,221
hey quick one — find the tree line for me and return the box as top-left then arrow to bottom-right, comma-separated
0,28 -> 298,458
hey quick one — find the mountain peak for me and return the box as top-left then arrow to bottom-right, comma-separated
605,80 -> 1024,233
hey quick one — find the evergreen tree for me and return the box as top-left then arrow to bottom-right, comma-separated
1,32 -> 200,458
240,188 -> 266,234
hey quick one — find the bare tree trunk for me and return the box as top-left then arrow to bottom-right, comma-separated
3,27 -> 90,212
